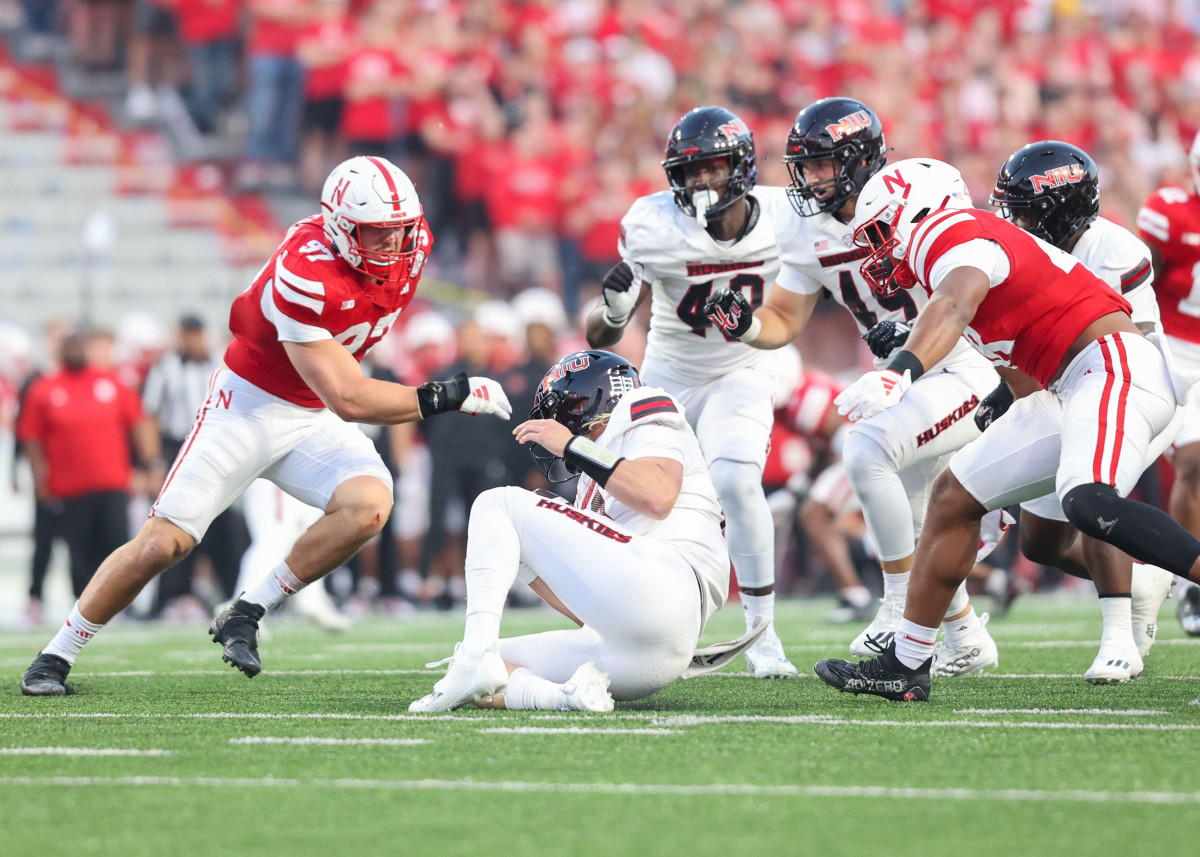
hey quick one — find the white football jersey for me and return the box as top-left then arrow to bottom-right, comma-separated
620,187 -> 790,384
1071,216 -> 1160,330
775,207 -> 983,370
574,387 -> 729,623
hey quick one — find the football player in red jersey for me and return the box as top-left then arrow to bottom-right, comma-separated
21,157 -> 513,696
1137,131 -> 1200,637
813,158 -> 1200,701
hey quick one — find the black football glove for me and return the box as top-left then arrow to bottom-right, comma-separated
973,381 -> 1015,432
601,260 -> 640,326
863,320 -> 912,359
703,288 -> 755,339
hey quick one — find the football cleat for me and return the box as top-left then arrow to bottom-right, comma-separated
20,652 -> 73,696
1176,583 -> 1200,637
557,661 -> 615,712
850,595 -> 904,657
1084,644 -> 1144,685
292,582 -> 353,633
744,623 -> 799,678
983,566 -> 1025,620
210,598 -> 266,678
827,593 -> 876,625
1131,563 -> 1175,658
408,643 -> 508,712
814,643 -> 931,701
931,612 -> 999,677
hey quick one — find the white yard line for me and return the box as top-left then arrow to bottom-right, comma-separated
953,708 -> 1168,716
87,668 -> 438,677
478,727 -> 676,736
652,714 -> 1200,731
0,747 -> 170,756
0,776 -> 1198,804
229,737 -> 428,746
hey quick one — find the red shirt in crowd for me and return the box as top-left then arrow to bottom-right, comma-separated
299,15 -> 355,100
340,47 -> 406,142
17,367 -> 143,499
247,0 -> 308,56
176,0 -> 242,44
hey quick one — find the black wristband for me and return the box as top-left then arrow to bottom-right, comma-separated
886,350 -> 925,381
563,436 -> 625,488
416,372 -> 469,418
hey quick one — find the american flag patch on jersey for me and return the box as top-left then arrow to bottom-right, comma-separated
630,396 -> 677,420
1121,258 -> 1152,293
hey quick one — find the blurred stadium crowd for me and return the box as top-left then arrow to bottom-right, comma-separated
0,0 -> 1193,626
6,0 -> 1200,306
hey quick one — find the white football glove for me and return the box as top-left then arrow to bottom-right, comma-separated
833,369 -> 911,422
460,376 -> 512,420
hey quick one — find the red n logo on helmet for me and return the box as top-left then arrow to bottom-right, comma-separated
332,178 -> 351,206
881,170 -> 912,199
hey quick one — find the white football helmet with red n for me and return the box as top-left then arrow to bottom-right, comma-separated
321,156 -> 425,284
852,158 -> 972,296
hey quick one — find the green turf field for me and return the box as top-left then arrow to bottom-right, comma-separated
2,596 -> 1198,856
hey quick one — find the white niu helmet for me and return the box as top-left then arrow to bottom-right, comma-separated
321,156 -> 425,284
852,157 -> 972,297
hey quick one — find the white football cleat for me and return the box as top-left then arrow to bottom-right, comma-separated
850,596 -> 904,657
744,623 -> 798,678
1084,644 -> 1144,685
931,612 -> 1000,677
557,661 -> 615,712
408,643 -> 508,712
293,582 -> 353,633
1131,563 -> 1175,659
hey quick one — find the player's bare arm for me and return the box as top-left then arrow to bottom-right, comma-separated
899,266 -> 990,371
285,340 -> 512,424
514,417 -> 684,520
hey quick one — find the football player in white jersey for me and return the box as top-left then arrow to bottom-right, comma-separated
704,98 -> 1003,676
585,106 -> 798,678
409,351 -> 730,712
984,141 -> 1176,681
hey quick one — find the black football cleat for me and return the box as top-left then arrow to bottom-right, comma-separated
210,599 -> 267,678
1178,584 -> 1200,637
814,643 -> 931,702
21,652 -> 74,696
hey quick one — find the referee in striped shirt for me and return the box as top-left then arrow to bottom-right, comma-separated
143,315 -> 247,615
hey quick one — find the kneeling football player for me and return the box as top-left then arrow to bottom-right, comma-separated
409,350 -> 732,712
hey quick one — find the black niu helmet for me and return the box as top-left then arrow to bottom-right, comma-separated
990,140 -> 1100,248
661,106 -> 757,222
783,96 -> 887,217
528,350 -> 641,482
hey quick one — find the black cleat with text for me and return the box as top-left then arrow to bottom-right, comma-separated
814,643 -> 931,702
21,652 -> 73,696
210,599 -> 267,677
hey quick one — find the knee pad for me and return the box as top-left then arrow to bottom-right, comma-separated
1061,483 -> 1121,541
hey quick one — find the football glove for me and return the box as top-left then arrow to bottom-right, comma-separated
459,376 -> 512,420
601,260 -> 641,326
973,381 -> 1014,432
863,320 -> 912,360
703,288 -> 758,341
834,369 -> 911,422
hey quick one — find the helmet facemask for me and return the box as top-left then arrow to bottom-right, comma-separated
853,203 -> 915,297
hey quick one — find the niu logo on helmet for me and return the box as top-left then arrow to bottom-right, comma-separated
1029,164 -> 1084,192
540,354 -> 591,391
825,111 -> 872,141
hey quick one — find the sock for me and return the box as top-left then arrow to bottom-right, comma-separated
460,489 -> 522,656
839,585 -> 873,609
894,618 -> 938,669
942,606 -> 981,647
241,561 -> 306,610
42,603 -> 104,665
461,611 -> 503,656
943,580 -> 971,621
882,571 -> 909,603
742,592 -> 775,627
503,667 -> 568,710
1098,594 -> 1133,647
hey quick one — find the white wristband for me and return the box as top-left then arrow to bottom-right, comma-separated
601,308 -> 629,328
737,316 -> 762,343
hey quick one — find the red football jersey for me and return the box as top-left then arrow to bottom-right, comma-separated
224,214 -> 431,407
1137,187 -> 1200,344
782,369 -> 845,442
907,208 -> 1130,386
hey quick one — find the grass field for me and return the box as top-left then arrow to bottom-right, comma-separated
2,595 -> 1199,857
